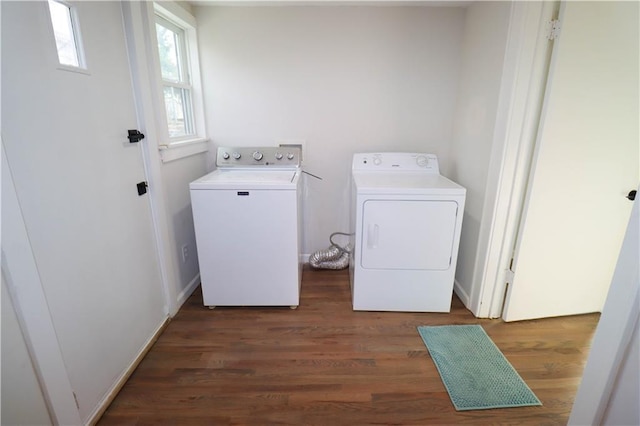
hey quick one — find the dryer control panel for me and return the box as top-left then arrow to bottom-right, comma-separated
352,153 -> 439,173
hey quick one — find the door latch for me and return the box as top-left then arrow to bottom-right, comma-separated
128,129 -> 145,143
627,190 -> 637,201
137,181 -> 148,196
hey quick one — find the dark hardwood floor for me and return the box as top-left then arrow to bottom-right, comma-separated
98,267 -> 599,425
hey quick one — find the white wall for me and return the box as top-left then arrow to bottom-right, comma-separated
175,1 -> 193,15
447,1 -> 511,305
161,153 -> 207,299
1,274 -> 52,426
195,5 -> 466,255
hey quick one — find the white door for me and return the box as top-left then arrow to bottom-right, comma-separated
2,1 -> 166,420
503,2 -> 639,321
361,200 -> 458,270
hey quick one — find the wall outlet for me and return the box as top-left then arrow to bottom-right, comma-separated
181,244 -> 189,263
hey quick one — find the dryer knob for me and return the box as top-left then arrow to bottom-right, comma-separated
275,152 -> 284,160
416,155 -> 429,167
287,153 -> 295,160
232,152 -> 241,160
252,151 -> 264,161
222,152 -> 230,160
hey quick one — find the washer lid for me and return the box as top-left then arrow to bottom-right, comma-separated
353,172 -> 466,195
190,169 -> 299,190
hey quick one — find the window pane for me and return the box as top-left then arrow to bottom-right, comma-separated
155,13 -> 196,141
48,0 -> 80,67
156,23 -> 181,83
163,86 -> 193,138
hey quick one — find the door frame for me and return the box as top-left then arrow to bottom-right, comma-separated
469,1 -> 559,318
121,0 -> 178,316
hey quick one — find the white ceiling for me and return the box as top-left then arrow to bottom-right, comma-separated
188,0 -> 473,7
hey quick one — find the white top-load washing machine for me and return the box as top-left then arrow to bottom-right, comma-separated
190,146 -> 302,308
349,152 -> 465,312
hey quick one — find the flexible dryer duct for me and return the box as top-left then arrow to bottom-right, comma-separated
309,232 -> 353,270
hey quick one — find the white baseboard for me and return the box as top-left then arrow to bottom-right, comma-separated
301,253 -> 310,263
453,279 -> 472,311
87,317 -> 169,425
176,273 -> 200,310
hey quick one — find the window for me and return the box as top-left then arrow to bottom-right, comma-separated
155,15 -> 194,140
48,0 -> 85,68
149,2 -> 207,162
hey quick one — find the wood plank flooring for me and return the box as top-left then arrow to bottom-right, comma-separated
98,267 -> 599,425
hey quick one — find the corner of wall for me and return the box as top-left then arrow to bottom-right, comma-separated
453,279 -> 471,308
176,273 -> 201,309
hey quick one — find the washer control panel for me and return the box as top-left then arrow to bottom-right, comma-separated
217,146 -> 301,168
352,152 -> 439,173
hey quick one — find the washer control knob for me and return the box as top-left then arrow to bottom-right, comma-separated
252,151 -> 263,161
416,155 -> 428,167
275,152 -> 284,160
232,152 -> 241,160
287,153 -> 295,160
222,152 -> 230,160
373,157 -> 382,166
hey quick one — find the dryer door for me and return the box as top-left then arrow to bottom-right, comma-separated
360,200 -> 458,270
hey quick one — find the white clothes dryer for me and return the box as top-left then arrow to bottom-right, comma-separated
349,153 -> 466,312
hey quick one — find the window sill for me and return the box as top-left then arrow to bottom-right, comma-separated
57,64 -> 90,75
159,138 -> 209,163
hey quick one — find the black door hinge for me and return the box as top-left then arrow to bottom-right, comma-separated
137,181 -> 148,196
128,129 -> 145,143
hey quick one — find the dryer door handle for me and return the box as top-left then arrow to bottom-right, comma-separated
367,224 -> 379,249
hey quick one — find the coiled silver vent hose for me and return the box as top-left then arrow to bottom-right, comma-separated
309,232 -> 353,270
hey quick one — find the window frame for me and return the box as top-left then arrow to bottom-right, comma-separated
151,2 -> 208,161
47,0 -> 89,73
155,14 -> 195,139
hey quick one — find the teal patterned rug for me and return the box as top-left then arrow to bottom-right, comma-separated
417,324 -> 542,411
